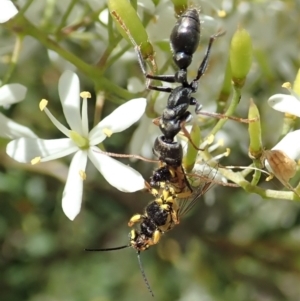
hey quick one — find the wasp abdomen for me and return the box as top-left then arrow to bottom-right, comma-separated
170,8 -> 201,69
153,136 -> 183,167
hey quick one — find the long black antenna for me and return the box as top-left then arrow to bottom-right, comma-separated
137,251 -> 154,298
85,245 -> 129,252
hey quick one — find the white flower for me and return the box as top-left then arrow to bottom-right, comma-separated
0,0 -> 18,23
129,91 -> 167,159
267,130 -> 300,162
0,83 -> 37,139
6,70 -> 147,220
268,82 -> 300,117
267,82 -> 300,171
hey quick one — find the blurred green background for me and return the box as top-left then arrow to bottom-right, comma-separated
2,0 -> 300,300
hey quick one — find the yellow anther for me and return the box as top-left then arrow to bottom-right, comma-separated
225,148 -> 231,157
103,128 -> 113,137
284,113 -> 297,120
217,10 -> 226,17
31,156 -> 41,165
282,82 -> 291,89
207,134 -> 215,145
217,138 -> 224,147
79,170 -> 86,180
39,99 -> 48,111
80,91 -> 91,98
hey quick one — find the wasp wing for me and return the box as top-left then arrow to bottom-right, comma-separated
177,164 -> 218,217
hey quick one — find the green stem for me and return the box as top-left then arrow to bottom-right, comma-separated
41,0 -> 56,28
106,44 -> 131,69
2,35 -> 23,85
207,85 -> 241,137
218,167 -> 300,201
250,159 -> 262,186
5,15 -> 139,100
19,0 -> 35,14
280,115 -> 296,140
55,0 -> 78,34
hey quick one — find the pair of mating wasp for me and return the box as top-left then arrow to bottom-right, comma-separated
87,7 -> 230,296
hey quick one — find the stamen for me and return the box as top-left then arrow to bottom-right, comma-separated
282,82 -> 291,89
207,134 -> 215,145
79,170 -> 87,180
200,134 -> 215,149
80,91 -> 91,98
218,10 -> 226,17
212,148 -> 231,161
41,102 -> 70,137
284,113 -> 297,120
39,99 -> 48,111
217,139 -> 224,147
103,128 -> 113,137
31,156 -> 41,165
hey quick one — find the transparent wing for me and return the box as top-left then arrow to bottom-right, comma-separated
177,163 -> 218,217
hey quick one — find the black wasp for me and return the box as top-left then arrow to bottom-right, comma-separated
86,7 -> 223,296
86,179 -> 213,297
110,7 -> 224,195
145,8 -> 224,194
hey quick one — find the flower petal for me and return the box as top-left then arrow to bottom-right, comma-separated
0,0 -> 18,23
0,113 -> 37,139
58,70 -> 83,134
270,129 -> 300,160
268,94 -> 300,117
88,147 -> 145,192
62,150 -> 88,220
89,98 -> 147,145
129,115 -> 154,158
0,84 -> 27,106
6,137 -> 77,163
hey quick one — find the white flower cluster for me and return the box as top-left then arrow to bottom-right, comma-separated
2,0 -> 300,223
268,83 -> 300,161
5,70 -> 146,220
0,0 -> 18,23
0,2 -> 147,220
0,2 -> 146,220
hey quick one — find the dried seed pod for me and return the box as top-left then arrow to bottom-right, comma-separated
263,150 -> 296,182
263,149 -> 299,196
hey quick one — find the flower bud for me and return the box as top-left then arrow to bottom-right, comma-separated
217,59 -> 232,108
108,0 -> 154,61
293,68 -> 300,96
183,122 -> 201,172
248,99 -> 262,159
230,27 -> 252,88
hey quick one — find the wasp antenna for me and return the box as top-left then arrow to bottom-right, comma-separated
85,245 -> 129,252
93,148 -> 159,163
137,251 -> 155,298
